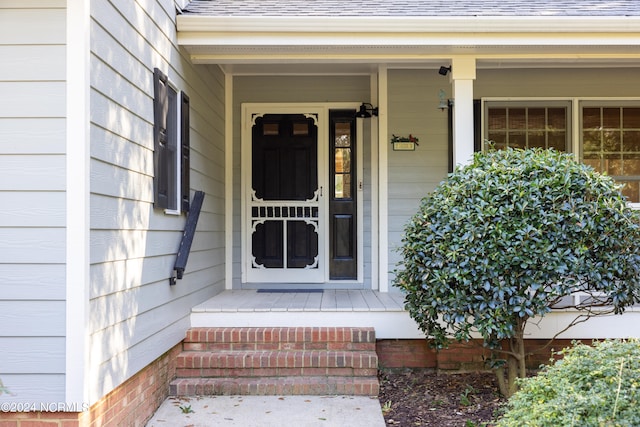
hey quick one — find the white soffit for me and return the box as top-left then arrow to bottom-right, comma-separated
176,15 -> 640,69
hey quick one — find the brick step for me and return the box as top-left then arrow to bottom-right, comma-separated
184,327 -> 376,352
176,350 -> 378,372
170,376 -> 380,396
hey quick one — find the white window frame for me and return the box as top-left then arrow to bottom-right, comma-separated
482,98 -> 574,153
164,79 -> 183,215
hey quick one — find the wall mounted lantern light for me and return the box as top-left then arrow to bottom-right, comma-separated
438,89 -> 453,111
355,103 -> 379,118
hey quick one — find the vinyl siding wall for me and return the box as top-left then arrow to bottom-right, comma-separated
386,67 -> 640,289
88,0 -> 225,402
0,0 -> 67,404
232,76 -> 372,289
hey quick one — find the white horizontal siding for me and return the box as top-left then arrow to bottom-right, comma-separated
0,264 -> 65,300
0,301 -> 65,337
475,68 -> 640,98
0,155 -> 65,191
91,316 -> 189,402
0,192 -> 65,227
386,70 -> 451,287
0,338 -> 65,373
0,118 -> 65,154
0,374 -> 65,405
90,249 -> 224,299
90,158 -> 154,202
0,46 -> 66,81
0,1 -> 67,405
0,82 -> 65,118
0,8 -> 65,45
88,0 -> 226,403
0,227 -> 65,266
90,126 -> 154,177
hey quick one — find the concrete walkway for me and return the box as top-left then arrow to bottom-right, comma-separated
146,395 -> 386,427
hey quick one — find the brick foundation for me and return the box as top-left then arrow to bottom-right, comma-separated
377,338 -> 587,371
0,335 -> 592,426
0,343 -> 181,427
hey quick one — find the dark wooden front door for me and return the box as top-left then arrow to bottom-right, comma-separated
329,111 -> 357,279
249,114 -> 321,281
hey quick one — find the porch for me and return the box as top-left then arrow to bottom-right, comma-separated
190,289 -> 640,341
190,290 -> 424,339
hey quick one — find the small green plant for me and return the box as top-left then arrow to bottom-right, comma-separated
465,420 -> 477,427
460,385 -> 475,407
179,404 -> 194,414
496,339 -> 640,426
0,378 -> 12,396
381,400 -> 393,414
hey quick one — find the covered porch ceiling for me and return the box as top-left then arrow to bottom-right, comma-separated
176,14 -> 640,74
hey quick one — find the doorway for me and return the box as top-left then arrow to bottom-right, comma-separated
243,105 -> 360,284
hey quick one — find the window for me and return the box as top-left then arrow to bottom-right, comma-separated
485,100 -> 640,203
153,68 -> 190,212
581,104 -> 640,203
485,102 -> 569,151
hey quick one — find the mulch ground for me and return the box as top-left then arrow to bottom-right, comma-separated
378,369 -> 507,426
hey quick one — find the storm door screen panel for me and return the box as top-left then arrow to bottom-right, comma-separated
329,110 -> 357,280
250,114 -> 321,281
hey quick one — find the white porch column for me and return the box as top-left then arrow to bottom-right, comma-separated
450,57 -> 477,166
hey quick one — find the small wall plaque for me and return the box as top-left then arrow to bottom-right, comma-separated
391,134 -> 419,151
392,142 -> 416,151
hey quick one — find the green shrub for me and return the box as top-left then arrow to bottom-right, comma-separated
496,339 -> 640,427
394,148 -> 640,396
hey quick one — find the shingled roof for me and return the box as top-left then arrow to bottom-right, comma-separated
182,0 -> 640,17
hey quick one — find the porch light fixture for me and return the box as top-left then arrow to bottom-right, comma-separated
438,65 -> 452,76
438,89 -> 452,111
355,103 -> 378,118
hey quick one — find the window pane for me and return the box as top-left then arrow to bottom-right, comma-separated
528,108 -> 546,129
293,122 -> 309,136
583,108 -> 601,129
488,108 -> 506,129
603,108 -> 621,128
583,153 -> 602,173
528,131 -> 545,148
488,131 -> 506,148
548,108 -> 567,130
548,131 -> 566,151
583,130 -> 601,152
603,131 -> 621,152
605,158 -> 623,176
342,174 -> 351,199
335,148 -> 351,173
623,108 -> 640,128
335,175 -> 344,198
335,122 -> 351,147
263,123 -> 279,136
623,131 -> 640,152
623,155 -> 640,175
621,181 -> 639,203
508,108 -> 526,129
508,131 -> 526,149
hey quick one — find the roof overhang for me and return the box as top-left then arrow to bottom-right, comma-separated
176,15 -> 640,73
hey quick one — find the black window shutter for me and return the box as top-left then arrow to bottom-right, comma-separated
473,99 -> 482,152
180,92 -> 191,212
153,68 -> 170,209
